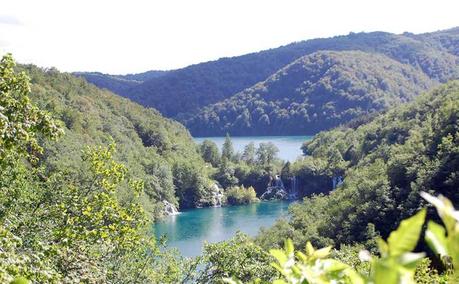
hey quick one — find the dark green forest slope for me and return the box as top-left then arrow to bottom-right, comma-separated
256,81 -> 459,251
24,65 -> 215,213
73,70 -> 168,95
184,51 -> 436,136
77,28 -> 459,136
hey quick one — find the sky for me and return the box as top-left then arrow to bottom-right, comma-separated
1,0 -> 458,74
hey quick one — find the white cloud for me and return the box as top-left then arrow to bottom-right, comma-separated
1,0 -> 458,74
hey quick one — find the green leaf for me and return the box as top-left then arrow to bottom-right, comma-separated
425,221 -> 447,258
345,268 -> 365,284
421,192 -> 457,233
306,241 -> 314,256
10,277 -> 30,284
373,260 -> 399,284
377,238 -> 389,257
270,249 -> 287,265
271,262 -> 284,274
387,208 -> 426,256
284,239 -> 294,256
314,246 -> 332,259
296,251 -> 307,262
447,230 -> 459,271
398,252 -> 426,269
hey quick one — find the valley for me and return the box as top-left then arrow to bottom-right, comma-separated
78,28 -> 459,136
2,17 -> 459,283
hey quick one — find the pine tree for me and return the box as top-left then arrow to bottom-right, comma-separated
222,133 -> 234,161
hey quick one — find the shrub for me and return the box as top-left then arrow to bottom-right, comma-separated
226,186 -> 258,205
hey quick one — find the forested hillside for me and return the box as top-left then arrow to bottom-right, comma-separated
413,26 -> 459,56
184,51 -> 436,136
76,28 -> 459,137
256,81 -> 459,251
24,64 -> 215,213
74,70 -> 168,95
0,54 -> 212,283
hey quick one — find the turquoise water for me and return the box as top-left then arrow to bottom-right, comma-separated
155,136 -> 310,257
194,135 -> 312,161
154,201 -> 291,257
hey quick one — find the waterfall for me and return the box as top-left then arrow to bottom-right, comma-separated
332,176 -> 344,189
211,183 -> 224,207
163,200 -> 180,215
274,175 -> 284,188
337,176 -> 344,187
261,175 -> 288,200
289,176 -> 299,199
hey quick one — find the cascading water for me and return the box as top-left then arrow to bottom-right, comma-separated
274,176 -> 284,188
289,176 -> 299,199
163,200 -> 180,215
332,176 -> 344,189
260,175 -> 288,200
211,183 -> 224,207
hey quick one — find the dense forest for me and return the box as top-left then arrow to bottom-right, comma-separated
184,51 -> 435,136
72,70 -> 168,96
257,80 -> 459,249
77,28 -> 459,136
23,63 -> 218,216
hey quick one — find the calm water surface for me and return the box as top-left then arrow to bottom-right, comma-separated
155,136 -> 311,257
194,135 -> 312,161
154,201 -> 291,257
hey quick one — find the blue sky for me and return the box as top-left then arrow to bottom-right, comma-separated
1,0 -> 458,74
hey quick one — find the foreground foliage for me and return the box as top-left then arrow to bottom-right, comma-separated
226,193 -> 457,283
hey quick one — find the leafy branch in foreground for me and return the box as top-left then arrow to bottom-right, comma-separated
0,53 -> 63,164
225,192 -> 458,283
421,192 -> 459,282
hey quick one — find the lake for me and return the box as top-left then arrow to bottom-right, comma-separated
194,135 -> 312,161
154,136 -> 311,257
154,201 -> 291,257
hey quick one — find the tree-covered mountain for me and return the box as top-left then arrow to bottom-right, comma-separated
76,28 -> 459,137
413,26 -> 459,57
184,50 -> 437,136
24,65 -> 215,214
256,80 -> 459,251
74,70 -> 168,94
